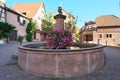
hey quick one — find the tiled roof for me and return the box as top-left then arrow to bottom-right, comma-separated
13,2 -> 43,18
96,15 -> 120,27
81,21 -> 96,32
6,7 -> 29,19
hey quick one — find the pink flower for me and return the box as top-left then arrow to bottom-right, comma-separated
46,27 -> 73,49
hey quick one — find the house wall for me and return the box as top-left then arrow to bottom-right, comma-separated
33,4 -> 46,31
93,27 -> 120,46
93,31 -> 98,44
62,10 -> 74,24
80,31 -> 94,43
7,11 -> 29,40
33,5 -> 46,41
36,32 -> 41,41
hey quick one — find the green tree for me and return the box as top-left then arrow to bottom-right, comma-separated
65,14 -> 78,32
0,22 -> 15,39
41,10 -> 55,32
26,19 -> 36,42
74,27 -> 80,42
17,35 -> 24,45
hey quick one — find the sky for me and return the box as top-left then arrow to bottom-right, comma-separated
6,0 -> 120,27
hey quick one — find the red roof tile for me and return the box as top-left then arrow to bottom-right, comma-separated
13,2 -> 43,18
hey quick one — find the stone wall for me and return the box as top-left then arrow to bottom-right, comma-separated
93,27 -> 120,46
18,45 -> 105,78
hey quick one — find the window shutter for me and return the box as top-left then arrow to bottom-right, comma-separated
23,20 -> 26,24
17,15 -> 20,22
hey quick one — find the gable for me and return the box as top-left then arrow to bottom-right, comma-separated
13,2 -> 43,18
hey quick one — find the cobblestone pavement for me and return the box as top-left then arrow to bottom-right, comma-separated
0,42 -> 120,80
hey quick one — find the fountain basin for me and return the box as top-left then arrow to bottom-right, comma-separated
18,42 -> 105,78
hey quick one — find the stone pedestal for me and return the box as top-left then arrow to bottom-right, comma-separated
54,7 -> 66,31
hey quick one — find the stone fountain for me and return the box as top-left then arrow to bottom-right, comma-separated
18,7 -> 105,78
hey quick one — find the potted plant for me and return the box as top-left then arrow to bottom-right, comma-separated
17,35 -> 24,45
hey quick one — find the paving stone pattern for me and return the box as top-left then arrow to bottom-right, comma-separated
0,42 -> 120,80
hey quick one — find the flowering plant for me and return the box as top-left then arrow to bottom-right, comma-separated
46,28 -> 73,49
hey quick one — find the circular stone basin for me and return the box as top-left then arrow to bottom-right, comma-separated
18,42 -> 105,78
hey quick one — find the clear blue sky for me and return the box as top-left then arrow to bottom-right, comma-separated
6,0 -> 120,27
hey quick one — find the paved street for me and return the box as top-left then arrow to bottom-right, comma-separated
0,42 -> 120,80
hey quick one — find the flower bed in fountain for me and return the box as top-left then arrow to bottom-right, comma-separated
46,28 -> 73,49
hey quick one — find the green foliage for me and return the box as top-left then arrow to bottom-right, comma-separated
0,22 -> 15,39
41,19 -> 53,31
17,35 -> 24,45
74,27 -> 80,42
26,33 -> 33,42
65,15 -> 78,32
26,19 -> 36,33
17,35 -> 24,42
26,19 -> 36,42
42,10 -> 55,32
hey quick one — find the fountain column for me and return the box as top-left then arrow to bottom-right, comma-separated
54,6 -> 66,31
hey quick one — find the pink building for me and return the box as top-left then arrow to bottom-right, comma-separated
6,7 -> 29,41
13,2 -> 46,41
0,2 -> 46,41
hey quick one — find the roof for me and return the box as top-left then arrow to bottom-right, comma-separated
96,15 -> 120,27
6,7 -> 29,19
13,2 -> 43,18
81,21 -> 96,32
85,21 -> 95,25
0,5 -> 29,19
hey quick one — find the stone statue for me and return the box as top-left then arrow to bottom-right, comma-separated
58,6 -> 62,14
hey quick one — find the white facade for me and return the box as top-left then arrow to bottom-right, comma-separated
62,10 -> 75,24
33,5 -> 46,31
0,0 -> 6,22
0,0 -> 5,3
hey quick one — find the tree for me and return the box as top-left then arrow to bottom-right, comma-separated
0,22 -> 15,39
74,27 -> 80,42
41,10 -> 55,32
26,19 -> 36,42
17,35 -> 24,45
65,15 -> 78,32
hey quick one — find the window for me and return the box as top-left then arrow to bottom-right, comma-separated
99,34 -> 102,38
17,15 -> 26,25
106,34 -> 112,38
106,34 -> 109,38
109,34 -> 112,38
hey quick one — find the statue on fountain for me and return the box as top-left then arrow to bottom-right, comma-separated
58,6 -> 62,14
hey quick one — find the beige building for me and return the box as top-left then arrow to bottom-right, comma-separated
62,9 -> 76,30
13,2 -> 46,41
95,15 -> 120,46
80,15 -> 120,46
80,21 -> 97,43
